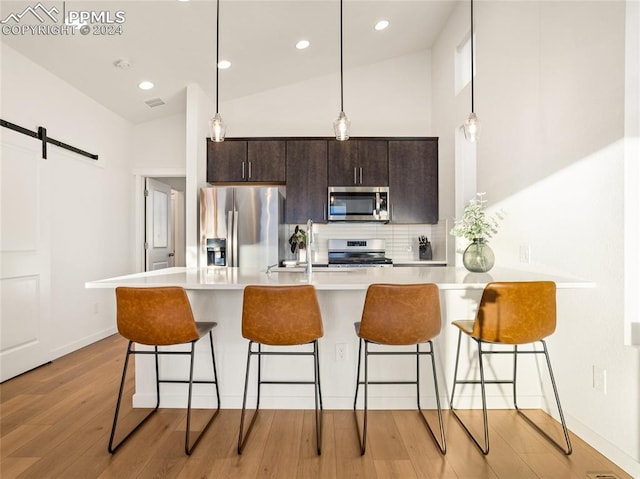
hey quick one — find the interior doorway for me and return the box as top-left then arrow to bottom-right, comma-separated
144,176 -> 186,271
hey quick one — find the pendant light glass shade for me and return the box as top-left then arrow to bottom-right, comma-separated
463,112 -> 480,143
209,113 -> 226,142
334,111 -> 350,141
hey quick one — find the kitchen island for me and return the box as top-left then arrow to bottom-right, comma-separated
87,266 -> 593,411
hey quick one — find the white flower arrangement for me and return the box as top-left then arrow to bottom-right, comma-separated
450,192 -> 503,243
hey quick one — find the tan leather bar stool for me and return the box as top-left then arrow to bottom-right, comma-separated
353,283 -> 446,455
108,287 -> 220,455
450,281 -> 572,455
238,285 -> 324,455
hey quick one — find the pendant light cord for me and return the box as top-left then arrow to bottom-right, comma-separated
470,0 -> 475,114
215,0 -> 220,114
339,0 -> 344,112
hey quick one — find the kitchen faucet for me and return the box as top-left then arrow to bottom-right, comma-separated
306,219 -> 313,277
266,263 -> 278,275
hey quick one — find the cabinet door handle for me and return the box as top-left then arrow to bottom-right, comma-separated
248,161 -> 252,179
242,162 -> 246,179
353,167 -> 357,185
323,202 -> 326,221
359,167 -> 363,184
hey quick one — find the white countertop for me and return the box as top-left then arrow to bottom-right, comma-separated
86,266 -> 594,291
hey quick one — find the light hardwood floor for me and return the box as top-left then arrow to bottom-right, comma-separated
0,334 -> 631,479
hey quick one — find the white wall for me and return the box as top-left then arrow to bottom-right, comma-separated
0,44 -> 135,359
433,1 -> 639,475
132,113 -> 186,170
218,50 -> 432,137
624,0 -> 640,346
186,83 -> 215,267
131,113 -> 187,270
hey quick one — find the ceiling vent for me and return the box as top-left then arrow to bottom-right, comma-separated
145,98 -> 165,108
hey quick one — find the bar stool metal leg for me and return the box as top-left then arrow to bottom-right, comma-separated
417,342 -> 446,454
238,341 -> 323,455
185,331 -> 221,455
451,334 -> 571,456
450,333 -> 490,455
355,340 -> 446,455
352,338 -> 369,455
108,343 -> 160,454
513,341 -> 572,455
313,340 -> 324,455
238,341 -> 260,454
353,338 -> 363,409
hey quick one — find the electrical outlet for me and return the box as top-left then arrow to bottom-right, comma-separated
93,303 -> 100,314
335,343 -> 348,361
593,365 -> 607,393
519,244 -> 531,263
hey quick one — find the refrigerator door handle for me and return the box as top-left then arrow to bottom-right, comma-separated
232,210 -> 239,267
226,210 -> 234,266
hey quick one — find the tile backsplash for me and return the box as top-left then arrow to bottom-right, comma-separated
284,221 -> 448,264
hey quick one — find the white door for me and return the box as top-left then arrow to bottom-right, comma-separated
145,178 -> 174,271
0,130 -> 52,382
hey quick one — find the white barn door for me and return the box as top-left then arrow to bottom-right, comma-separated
0,130 -> 52,382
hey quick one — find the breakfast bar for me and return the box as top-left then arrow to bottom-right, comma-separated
86,266 -> 593,412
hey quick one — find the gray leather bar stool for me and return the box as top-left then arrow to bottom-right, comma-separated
353,283 -> 446,455
108,286 -> 220,455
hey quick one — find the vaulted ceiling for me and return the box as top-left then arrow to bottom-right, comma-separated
1,1 -> 457,124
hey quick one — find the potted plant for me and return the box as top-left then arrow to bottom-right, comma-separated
450,193 -> 502,272
418,235 -> 433,261
288,225 -> 307,263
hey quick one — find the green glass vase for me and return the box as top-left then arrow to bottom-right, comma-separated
463,238 -> 495,273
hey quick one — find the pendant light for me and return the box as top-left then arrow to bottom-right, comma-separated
209,0 -> 226,142
463,0 -> 480,142
333,0 -> 350,141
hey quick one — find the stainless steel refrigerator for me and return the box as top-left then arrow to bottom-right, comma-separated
199,186 -> 285,268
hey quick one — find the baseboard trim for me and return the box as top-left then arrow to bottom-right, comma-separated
565,413 -> 640,478
50,327 -> 117,360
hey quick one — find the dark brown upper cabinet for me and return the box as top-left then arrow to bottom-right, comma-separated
247,140 -> 286,183
285,140 -> 328,223
327,139 -> 388,186
207,139 -> 285,184
207,139 -> 247,183
388,139 -> 438,224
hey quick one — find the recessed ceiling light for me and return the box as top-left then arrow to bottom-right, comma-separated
374,20 -> 389,31
138,81 -> 154,90
177,0 -> 190,2
296,40 -> 310,50
217,60 -> 231,69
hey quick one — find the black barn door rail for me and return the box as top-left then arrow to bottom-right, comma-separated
1,118 -> 99,160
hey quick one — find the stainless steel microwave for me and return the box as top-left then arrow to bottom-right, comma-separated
328,186 -> 389,222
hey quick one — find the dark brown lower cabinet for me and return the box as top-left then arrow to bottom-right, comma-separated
285,140 -> 328,224
388,139 -> 438,224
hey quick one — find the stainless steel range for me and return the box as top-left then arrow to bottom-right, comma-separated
327,239 -> 393,267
